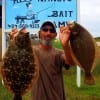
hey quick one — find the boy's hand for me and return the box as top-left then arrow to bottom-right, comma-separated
59,26 -> 71,47
9,28 -> 18,40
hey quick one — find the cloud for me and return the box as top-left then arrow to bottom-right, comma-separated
80,1 -> 100,17
80,0 -> 100,37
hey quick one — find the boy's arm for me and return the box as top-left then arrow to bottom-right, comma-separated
59,26 -> 76,66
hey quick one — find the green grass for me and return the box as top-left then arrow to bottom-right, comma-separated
53,39 -> 63,49
63,67 -> 100,100
95,37 -> 100,42
0,39 -> 100,100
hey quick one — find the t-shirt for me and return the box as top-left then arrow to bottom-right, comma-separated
31,46 -> 70,100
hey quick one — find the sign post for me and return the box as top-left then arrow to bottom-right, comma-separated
76,0 -> 81,87
2,0 -> 6,56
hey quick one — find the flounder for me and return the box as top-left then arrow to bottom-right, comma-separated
1,28 -> 39,100
67,21 -> 96,85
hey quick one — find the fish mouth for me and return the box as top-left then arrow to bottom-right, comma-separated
67,21 -> 76,28
67,21 -> 79,35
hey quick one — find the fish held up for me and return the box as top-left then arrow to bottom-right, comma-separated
67,21 -> 96,85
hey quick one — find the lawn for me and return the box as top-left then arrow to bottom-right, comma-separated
95,37 -> 100,42
0,39 -> 100,100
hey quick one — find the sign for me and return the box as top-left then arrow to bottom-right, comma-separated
5,0 -> 78,30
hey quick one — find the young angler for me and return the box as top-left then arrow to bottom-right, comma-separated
31,21 -> 76,100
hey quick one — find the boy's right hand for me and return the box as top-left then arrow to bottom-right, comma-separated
9,28 -> 18,40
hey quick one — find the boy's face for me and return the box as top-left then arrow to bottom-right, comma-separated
39,25 -> 57,41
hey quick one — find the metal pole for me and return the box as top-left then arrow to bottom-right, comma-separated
77,66 -> 81,87
76,0 -> 81,87
2,0 -> 6,57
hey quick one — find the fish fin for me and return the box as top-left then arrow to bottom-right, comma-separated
14,94 -> 22,100
84,72 -> 95,85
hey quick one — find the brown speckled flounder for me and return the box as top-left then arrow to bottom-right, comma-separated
67,21 -> 96,85
1,28 -> 39,100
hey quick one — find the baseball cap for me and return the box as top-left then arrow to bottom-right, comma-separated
40,21 -> 56,33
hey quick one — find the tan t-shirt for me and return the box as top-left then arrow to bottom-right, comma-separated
31,46 -> 70,100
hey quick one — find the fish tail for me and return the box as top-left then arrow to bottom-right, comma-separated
84,72 -> 95,85
14,94 -> 22,100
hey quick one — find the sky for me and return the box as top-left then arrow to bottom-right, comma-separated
80,0 -> 100,37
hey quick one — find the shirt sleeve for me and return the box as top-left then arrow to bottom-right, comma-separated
54,49 -> 70,70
